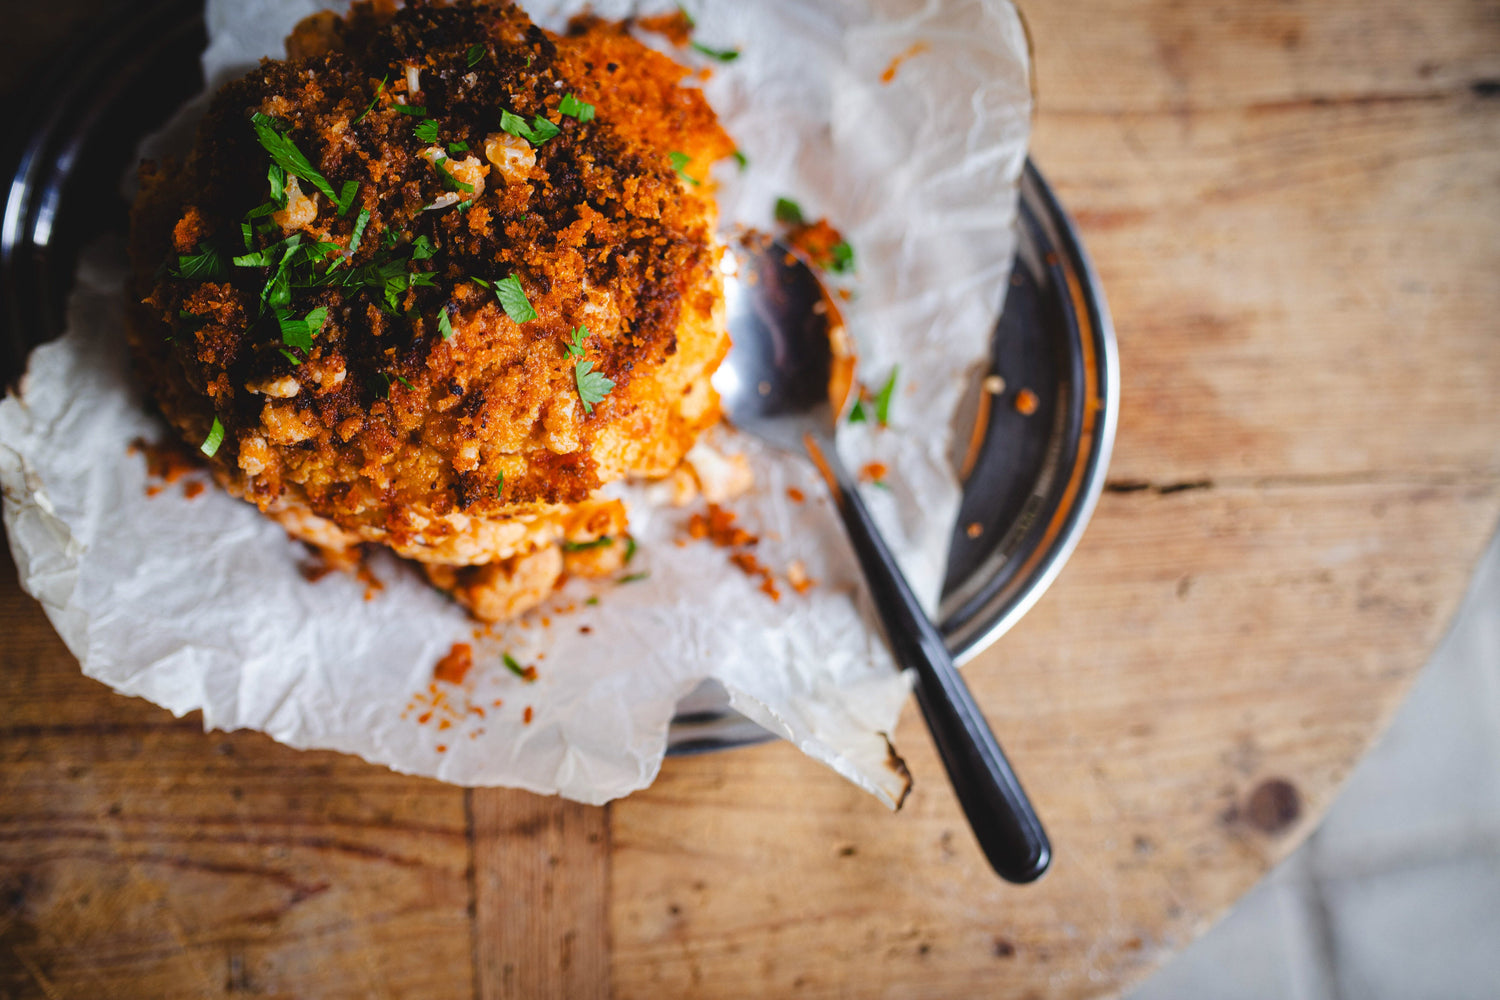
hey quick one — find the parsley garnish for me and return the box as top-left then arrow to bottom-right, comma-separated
503,653 -> 534,681
561,323 -> 612,412
200,417 -> 225,457
495,471 -> 504,499
469,276 -> 491,289
731,149 -> 748,170
348,209 -> 371,254
278,348 -> 302,366
276,305 -> 327,350
414,118 -> 440,143
585,596 -> 600,606
391,103 -> 428,116
774,197 -> 805,225
668,151 -> 699,186
232,246 -> 277,267
875,366 -> 898,426
561,537 -> 613,552
395,374 -> 416,390
437,306 -> 454,340
448,140 -> 470,154
848,399 -> 868,424
335,179 -> 360,217
623,535 -> 638,564
500,109 -> 559,146
618,571 -> 650,584
352,76 -> 387,125
691,41 -> 740,62
495,275 -> 537,323
411,235 -> 436,260
558,93 -> 595,122
172,243 -> 227,280
432,154 -> 473,193
465,43 -> 486,68
250,113 -> 338,203
573,360 -> 615,414
829,240 -> 855,274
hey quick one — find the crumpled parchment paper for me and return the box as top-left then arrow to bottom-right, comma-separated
0,0 -> 1030,805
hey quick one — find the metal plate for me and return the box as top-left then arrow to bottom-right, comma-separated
0,0 -> 1118,756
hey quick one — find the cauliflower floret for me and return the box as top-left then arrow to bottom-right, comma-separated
484,132 -> 536,185
272,175 -> 319,232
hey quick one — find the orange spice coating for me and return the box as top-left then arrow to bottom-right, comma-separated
127,1 -> 736,620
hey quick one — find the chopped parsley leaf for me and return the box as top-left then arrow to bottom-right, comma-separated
560,537 -> 613,552
200,417 -> 226,457
395,374 -> 416,390
250,112 -> 338,203
494,275 -> 537,323
465,42 -> 486,67
352,76 -> 387,125
774,196 -> 805,225
469,276 -> 491,289
348,209 -> 371,254
732,148 -> 748,169
563,325 -> 588,358
503,653 -> 534,681
848,399 -> 868,424
335,179 -> 360,217
232,246 -> 277,267
558,93 -> 595,122
437,306 -> 454,340
499,109 -> 559,146
667,150 -> 699,186
618,571 -> 650,584
413,118 -> 440,143
495,470 -> 504,499
411,235 -> 436,260
829,240 -> 856,274
278,348 -> 303,366
173,243 -> 227,280
432,154 -> 473,193
623,535 -> 638,564
875,366 -> 898,426
391,103 -> 428,116
268,163 -> 286,206
585,596 -> 600,606
573,360 -> 615,414
276,305 -> 327,350
447,140 -> 470,154
691,41 -> 740,62
454,199 -> 474,212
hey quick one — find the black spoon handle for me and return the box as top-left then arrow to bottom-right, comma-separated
807,435 -> 1051,883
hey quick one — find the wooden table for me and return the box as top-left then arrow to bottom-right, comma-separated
3,1 -> 1498,996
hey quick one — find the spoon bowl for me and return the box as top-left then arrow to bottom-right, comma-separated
717,242 -> 850,452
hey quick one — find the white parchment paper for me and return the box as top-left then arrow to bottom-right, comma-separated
0,0 -> 1031,805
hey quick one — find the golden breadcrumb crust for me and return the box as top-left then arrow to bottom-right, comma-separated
128,0 -> 734,589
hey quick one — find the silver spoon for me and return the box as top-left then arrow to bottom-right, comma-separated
717,240 -> 1051,883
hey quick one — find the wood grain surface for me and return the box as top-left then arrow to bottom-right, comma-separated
3,0 -> 1499,997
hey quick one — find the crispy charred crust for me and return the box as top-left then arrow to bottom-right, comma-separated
129,0 -> 732,550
